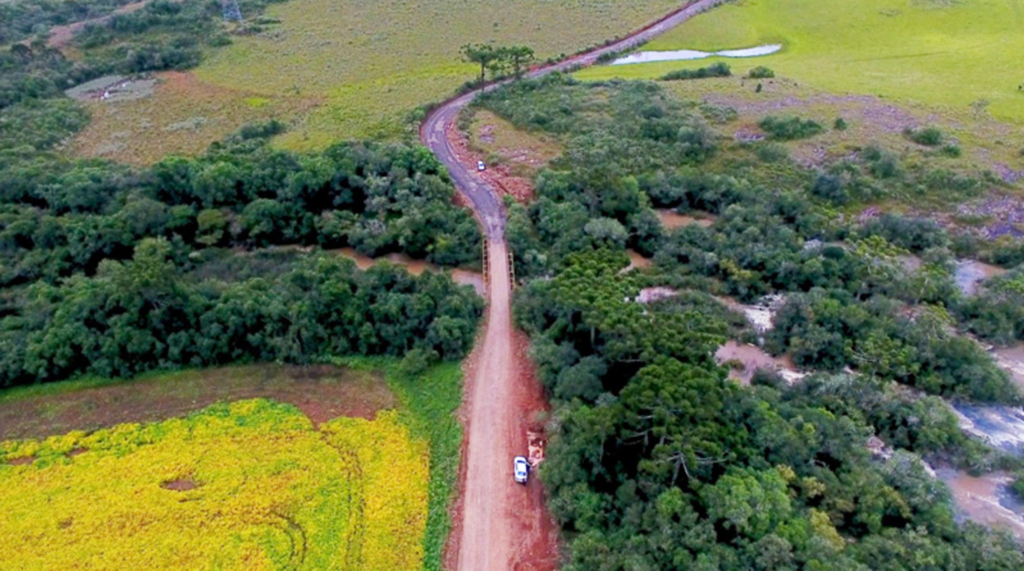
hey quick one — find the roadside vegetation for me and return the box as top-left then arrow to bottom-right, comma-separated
473,74 -> 1024,568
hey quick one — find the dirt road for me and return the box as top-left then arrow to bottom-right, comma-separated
419,1 -> 727,569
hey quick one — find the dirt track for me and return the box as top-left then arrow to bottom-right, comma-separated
419,1 -> 727,569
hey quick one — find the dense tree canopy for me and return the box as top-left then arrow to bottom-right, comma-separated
0,9 -> 485,390
483,75 -> 1024,569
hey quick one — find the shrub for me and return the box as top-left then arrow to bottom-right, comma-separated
860,213 -> 949,253
747,66 -> 775,79
756,142 -> 790,163
834,117 -> 848,131
1013,473 -> 1024,500
759,115 -> 825,140
862,145 -> 901,179
661,62 -> 731,81
400,348 -> 439,377
940,143 -> 962,157
810,172 -> 849,205
905,125 -> 944,146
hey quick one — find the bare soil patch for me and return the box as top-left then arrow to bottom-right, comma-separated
43,0 -> 157,49
7,456 -> 35,466
450,121 -> 536,203
470,110 -> 562,174
0,364 -> 396,441
160,478 -> 200,492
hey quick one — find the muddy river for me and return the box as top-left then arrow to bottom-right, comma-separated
329,247 -> 486,296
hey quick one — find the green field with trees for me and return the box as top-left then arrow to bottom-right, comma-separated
0,3 -> 486,390
577,0 -> 1024,124
472,74 -> 1024,568
194,0 -> 683,148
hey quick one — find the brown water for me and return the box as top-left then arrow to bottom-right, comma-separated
330,248 -> 485,296
715,340 -> 802,384
993,343 -> 1024,390
657,210 -> 715,229
938,470 -> 1024,539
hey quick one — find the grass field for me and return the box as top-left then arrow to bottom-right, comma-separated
0,399 -> 427,570
467,109 -> 562,176
75,0 -> 682,160
576,0 -> 1024,122
0,359 -> 465,571
73,72 -> 319,165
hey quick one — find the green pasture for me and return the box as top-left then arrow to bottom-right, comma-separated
196,0 -> 682,149
576,0 -> 1024,122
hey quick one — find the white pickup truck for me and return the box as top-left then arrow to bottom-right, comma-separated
513,456 -> 529,484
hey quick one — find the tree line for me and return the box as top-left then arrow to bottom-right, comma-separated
460,43 -> 536,84
0,236 -> 483,387
1,127 -> 482,288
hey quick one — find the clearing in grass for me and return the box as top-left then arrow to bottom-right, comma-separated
576,0 -> 1024,123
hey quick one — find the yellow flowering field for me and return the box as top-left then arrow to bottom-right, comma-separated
0,399 -> 427,570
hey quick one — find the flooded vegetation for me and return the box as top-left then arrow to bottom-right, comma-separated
715,295 -> 779,333
993,344 -> 1024,390
952,403 -> 1024,456
936,469 -> 1024,540
715,340 -> 803,384
656,209 -> 715,229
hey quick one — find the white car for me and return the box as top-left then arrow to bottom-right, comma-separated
477,160 -> 486,172
513,456 -> 530,484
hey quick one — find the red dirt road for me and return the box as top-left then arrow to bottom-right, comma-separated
446,240 -> 559,571
421,2 -> 729,569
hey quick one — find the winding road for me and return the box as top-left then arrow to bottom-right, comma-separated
419,1 -> 727,569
